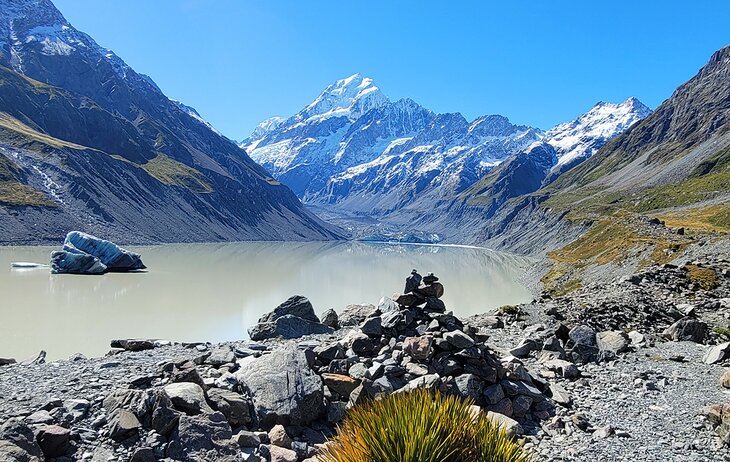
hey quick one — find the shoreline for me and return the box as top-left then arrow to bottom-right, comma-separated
2,241 -> 538,362
2,258 -> 729,461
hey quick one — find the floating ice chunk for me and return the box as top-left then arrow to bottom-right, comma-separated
63,231 -> 146,271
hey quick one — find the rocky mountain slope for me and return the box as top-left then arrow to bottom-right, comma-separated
244,75 -> 650,238
0,0 -> 339,244
449,44 -> 730,294
542,97 -> 652,182
546,45 -> 730,214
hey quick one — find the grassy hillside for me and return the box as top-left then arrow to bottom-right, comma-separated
532,46 -> 730,294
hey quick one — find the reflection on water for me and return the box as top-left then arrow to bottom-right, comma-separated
0,241 -> 534,360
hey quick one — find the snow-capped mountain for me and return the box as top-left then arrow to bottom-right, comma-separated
243,75 -> 651,220
0,0 -> 339,243
243,74 -> 541,215
543,97 -> 652,180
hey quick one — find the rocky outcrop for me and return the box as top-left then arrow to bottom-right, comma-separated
0,418 -> 43,462
248,316 -> 334,341
0,271 -> 557,462
235,344 -> 324,429
248,297 -> 334,341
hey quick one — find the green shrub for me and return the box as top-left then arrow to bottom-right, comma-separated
713,327 -> 730,339
317,389 -> 529,462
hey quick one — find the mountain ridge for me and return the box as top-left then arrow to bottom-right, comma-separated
0,0 -> 341,244
244,74 -> 651,239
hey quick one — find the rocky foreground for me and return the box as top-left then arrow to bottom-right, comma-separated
1,261 -> 730,462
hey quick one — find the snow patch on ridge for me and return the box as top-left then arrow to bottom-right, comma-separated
547,97 -> 652,167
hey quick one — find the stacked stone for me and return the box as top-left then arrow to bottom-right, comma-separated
309,272 -> 554,430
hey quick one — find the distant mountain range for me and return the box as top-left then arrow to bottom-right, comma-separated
0,0 -> 339,244
1,0 -> 726,252
242,74 -> 651,240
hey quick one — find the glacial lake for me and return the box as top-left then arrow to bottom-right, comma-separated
0,241 -> 534,361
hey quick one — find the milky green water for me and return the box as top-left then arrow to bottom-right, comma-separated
0,241 -> 534,360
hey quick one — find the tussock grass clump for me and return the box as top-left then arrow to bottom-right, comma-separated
548,218 -> 639,266
141,154 -> 213,193
659,203 -> 730,234
499,304 -> 521,315
686,264 -> 719,291
317,389 -> 529,462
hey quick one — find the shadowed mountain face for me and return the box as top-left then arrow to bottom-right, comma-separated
0,0 -> 340,244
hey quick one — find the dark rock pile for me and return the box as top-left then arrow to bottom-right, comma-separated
306,271 -> 555,428
543,259 -> 730,339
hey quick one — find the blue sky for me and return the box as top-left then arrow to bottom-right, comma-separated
54,0 -> 730,140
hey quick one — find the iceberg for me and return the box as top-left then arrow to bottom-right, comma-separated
50,231 -> 146,274
63,231 -> 146,271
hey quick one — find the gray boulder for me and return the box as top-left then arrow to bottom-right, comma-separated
163,382 -> 212,416
110,339 -> 155,351
378,296 -> 400,313
0,418 -> 43,462
320,309 -> 339,329
597,331 -> 630,354
338,304 -> 377,326
248,315 -> 334,341
509,338 -> 539,358
36,425 -> 71,459
258,296 -> 319,323
166,412 -> 241,462
108,409 -> 141,442
360,316 -> 382,336
50,250 -> 107,275
704,342 -> 730,364
64,231 -> 146,271
207,345 -> 236,367
454,374 -> 483,400
207,389 -> 253,427
425,297 -> 446,313
485,411 -> 523,437
235,344 -> 324,428
444,330 -> 475,349
662,318 -> 707,343
567,325 -> 599,363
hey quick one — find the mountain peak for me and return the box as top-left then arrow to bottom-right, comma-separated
546,98 -> 652,168
298,73 -> 389,121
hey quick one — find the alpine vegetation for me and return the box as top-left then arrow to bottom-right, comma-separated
317,389 -> 528,462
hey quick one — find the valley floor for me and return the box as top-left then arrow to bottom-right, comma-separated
1,251 -> 730,461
